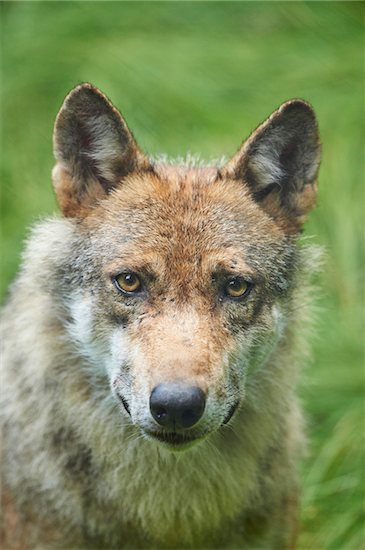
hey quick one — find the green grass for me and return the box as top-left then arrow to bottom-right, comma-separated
1,2 -> 364,548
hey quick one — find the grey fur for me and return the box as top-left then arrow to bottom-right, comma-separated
1,84 -> 322,549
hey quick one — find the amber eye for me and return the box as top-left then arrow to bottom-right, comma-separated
114,273 -> 142,294
224,277 -> 251,299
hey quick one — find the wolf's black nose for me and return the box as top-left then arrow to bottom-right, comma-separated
150,383 -> 206,430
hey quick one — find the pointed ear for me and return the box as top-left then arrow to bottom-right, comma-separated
222,100 -> 321,231
52,83 -> 150,217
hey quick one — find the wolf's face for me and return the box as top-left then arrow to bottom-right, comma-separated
53,84 -> 320,450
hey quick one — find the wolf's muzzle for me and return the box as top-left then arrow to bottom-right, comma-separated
149,383 -> 206,430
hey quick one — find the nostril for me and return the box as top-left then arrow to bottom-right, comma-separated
150,383 -> 206,430
181,409 -> 200,429
154,406 -> 168,421
150,392 -> 170,428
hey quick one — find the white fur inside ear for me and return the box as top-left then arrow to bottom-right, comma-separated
52,163 -> 63,183
247,149 -> 284,189
246,130 -> 289,189
84,115 -> 123,182
304,154 -> 320,183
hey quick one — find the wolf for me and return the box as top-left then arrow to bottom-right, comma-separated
1,83 -> 321,549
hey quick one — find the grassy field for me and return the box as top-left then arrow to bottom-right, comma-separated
1,2 -> 364,548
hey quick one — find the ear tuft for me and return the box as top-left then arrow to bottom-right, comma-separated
53,83 -> 149,217
223,99 -> 321,230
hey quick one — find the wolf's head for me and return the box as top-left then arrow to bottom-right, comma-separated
52,84 -> 320,450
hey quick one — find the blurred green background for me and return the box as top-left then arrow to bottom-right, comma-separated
1,2 -> 364,548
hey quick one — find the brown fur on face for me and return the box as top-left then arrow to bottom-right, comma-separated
67,165 -> 299,442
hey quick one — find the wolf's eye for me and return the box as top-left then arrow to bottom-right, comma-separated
114,273 -> 142,294
224,277 -> 251,299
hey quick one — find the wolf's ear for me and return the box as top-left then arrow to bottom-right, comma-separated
52,83 -> 150,217
222,100 -> 321,231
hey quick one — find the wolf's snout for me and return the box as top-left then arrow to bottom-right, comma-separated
149,383 -> 206,430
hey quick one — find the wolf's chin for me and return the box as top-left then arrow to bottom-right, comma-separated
143,429 -> 206,451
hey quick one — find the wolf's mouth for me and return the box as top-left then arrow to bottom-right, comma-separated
144,429 -> 203,449
223,400 -> 240,425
